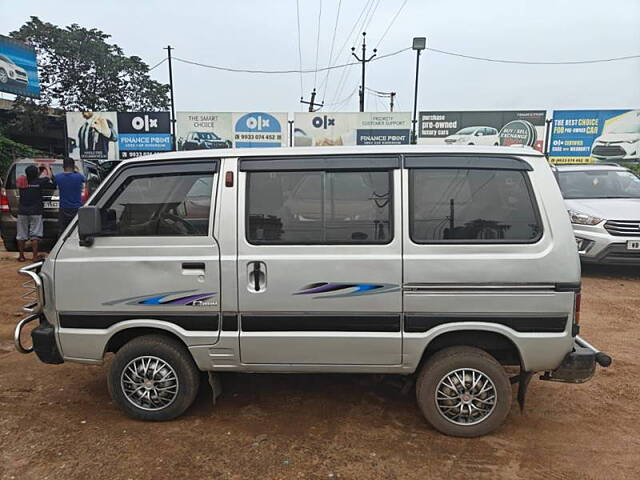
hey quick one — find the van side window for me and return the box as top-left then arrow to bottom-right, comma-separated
247,170 -> 392,244
101,173 -> 213,236
410,169 -> 541,243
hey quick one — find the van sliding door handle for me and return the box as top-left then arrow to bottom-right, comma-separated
253,262 -> 261,291
182,262 -> 205,270
248,261 -> 266,292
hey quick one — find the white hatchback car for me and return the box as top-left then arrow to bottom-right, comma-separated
444,126 -> 499,146
0,54 -> 29,87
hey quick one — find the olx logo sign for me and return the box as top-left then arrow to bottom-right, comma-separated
245,114 -> 271,130
131,115 -> 159,132
312,115 -> 335,129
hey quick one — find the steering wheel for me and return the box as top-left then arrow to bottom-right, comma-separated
160,212 -> 197,235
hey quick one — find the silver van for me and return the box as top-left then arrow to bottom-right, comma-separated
14,146 -> 611,437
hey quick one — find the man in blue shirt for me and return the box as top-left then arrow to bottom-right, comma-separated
54,158 -> 86,234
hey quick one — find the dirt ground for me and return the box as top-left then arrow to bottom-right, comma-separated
1,253 -> 639,480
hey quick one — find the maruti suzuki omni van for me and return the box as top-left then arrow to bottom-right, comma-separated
14,145 -> 611,437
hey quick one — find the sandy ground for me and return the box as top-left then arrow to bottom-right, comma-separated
0,253 -> 639,480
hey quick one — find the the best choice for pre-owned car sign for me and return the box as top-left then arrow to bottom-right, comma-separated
549,110 -> 640,163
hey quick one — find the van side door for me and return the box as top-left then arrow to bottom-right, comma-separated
53,159 -> 221,360
237,155 -> 402,365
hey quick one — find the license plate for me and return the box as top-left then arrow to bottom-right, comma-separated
627,240 -> 640,250
44,201 -> 59,209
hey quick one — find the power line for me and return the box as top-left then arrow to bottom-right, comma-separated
329,0 -> 374,103
313,0 -> 322,87
321,0 -> 342,102
426,47 -> 640,64
148,58 -> 167,71
375,0 -> 408,49
363,0 -> 381,31
296,0 -> 304,97
172,47 -> 410,75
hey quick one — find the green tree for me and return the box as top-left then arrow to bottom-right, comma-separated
10,16 -> 169,111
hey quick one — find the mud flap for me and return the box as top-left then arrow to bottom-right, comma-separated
510,371 -> 533,413
207,372 -> 223,405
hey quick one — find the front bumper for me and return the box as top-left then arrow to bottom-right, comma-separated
573,223 -> 640,265
540,335 -> 611,383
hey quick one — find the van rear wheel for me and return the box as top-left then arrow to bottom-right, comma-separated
416,346 -> 511,437
108,334 -> 200,421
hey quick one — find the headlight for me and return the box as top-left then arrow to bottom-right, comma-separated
568,210 -> 603,225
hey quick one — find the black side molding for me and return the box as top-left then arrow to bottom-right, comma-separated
404,314 -> 567,333
59,312 -> 219,332
554,282 -> 581,292
241,314 -> 401,332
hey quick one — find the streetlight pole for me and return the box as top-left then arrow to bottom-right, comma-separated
411,37 -> 426,145
351,32 -> 377,112
164,45 -> 176,150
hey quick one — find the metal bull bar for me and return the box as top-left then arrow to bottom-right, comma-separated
14,261 -> 44,354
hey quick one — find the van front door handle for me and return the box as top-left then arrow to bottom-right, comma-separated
248,261 -> 266,292
181,262 -> 205,276
182,262 -> 205,270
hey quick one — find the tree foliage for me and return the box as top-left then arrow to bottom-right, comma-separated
0,134 -> 48,179
10,16 -> 169,111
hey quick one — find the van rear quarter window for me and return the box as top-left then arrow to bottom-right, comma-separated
410,168 -> 541,243
246,170 -> 393,244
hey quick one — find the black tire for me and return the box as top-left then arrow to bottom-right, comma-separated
108,334 -> 200,421
2,236 -> 18,252
0,68 -> 8,84
416,346 -> 512,437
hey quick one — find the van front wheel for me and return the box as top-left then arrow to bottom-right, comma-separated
108,334 -> 200,421
416,346 -> 512,437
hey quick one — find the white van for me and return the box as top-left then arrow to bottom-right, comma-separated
15,145 -> 610,437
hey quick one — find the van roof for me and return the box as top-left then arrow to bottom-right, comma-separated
120,144 -> 544,165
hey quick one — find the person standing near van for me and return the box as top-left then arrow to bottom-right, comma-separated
16,164 -> 54,262
54,158 -> 86,234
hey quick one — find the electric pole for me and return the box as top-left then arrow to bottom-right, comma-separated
351,32 -> 377,112
390,92 -> 396,112
300,88 -> 324,112
164,45 -> 176,150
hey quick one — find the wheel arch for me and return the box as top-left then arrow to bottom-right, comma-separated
416,328 -> 524,371
104,325 -> 189,357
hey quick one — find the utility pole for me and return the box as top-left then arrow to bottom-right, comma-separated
389,92 -> 396,112
300,88 -> 324,112
351,32 -> 377,112
164,45 -> 176,150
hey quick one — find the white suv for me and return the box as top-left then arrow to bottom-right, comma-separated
444,126 -> 499,146
0,54 -> 29,88
554,163 -> 640,264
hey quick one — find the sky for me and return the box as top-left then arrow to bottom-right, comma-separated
1,0 -> 639,114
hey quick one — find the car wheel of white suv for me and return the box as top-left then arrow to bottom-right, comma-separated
0,68 -> 8,84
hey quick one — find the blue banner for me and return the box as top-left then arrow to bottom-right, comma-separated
0,34 -> 41,98
549,110 -> 639,163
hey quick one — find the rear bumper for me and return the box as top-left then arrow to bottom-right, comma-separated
1,216 -> 60,242
541,335 -> 611,383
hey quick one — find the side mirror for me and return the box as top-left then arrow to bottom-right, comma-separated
77,206 -> 101,247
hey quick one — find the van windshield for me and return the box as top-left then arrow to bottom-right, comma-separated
558,170 -> 640,199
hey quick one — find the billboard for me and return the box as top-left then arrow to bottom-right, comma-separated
0,35 -> 40,98
294,112 -> 411,146
176,112 -> 288,150
418,110 -> 547,152
67,112 -> 119,161
549,110 -> 640,164
66,111 -> 172,161
116,112 -> 172,159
